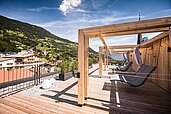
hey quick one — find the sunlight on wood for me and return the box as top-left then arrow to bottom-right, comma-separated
115,81 -> 121,108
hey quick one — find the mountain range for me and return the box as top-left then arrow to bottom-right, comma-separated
0,15 -> 98,63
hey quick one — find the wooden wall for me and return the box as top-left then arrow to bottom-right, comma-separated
130,36 -> 171,93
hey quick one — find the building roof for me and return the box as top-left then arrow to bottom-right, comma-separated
4,53 -> 35,58
0,57 -> 13,62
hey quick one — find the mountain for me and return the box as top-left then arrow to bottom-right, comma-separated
0,15 -> 98,63
0,15 -> 74,43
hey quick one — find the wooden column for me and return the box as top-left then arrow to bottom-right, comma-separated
107,53 -> 108,68
99,46 -> 102,77
104,50 -> 106,70
84,37 -> 89,99
78,29 -> 85,105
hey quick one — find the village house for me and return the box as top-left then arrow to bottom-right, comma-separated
3,53 -> 41,65
0,58 -> 15,69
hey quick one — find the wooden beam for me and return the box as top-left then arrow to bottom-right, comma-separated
99,35 -> 107,46
140,32 -> 169,47
111,50 -> 129,54
85,27 -> 168,38
109,45 -> 137,49
83,16 -> 171,36
84,37 -> 89,99
112,48 -> 133,50
85,27 -> 169,38
85,34 -> 100,38
101,27 -> 169,37
99,46 -> 102,77
99,35 -> 111,54
78,29 -> 85,105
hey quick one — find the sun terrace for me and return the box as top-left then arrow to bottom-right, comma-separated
0,16 -> 171,114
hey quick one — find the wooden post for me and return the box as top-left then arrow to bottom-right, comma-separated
99,46 -> 102,77
107,53 -> 108,68
78,29 -> 85,105
84,37 -> 89,99
104,48 -> 107,71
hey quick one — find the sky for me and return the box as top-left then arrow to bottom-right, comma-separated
0,0 -> 171,52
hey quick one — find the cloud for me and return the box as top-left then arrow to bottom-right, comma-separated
37,20 -> 80,28
58,0 -> 82,16
79,15 -> 140,25
27,7 -> 57,12
89,39 -> 103,46
35,14 -> 141,50
145,8 -> 171,18
35,9 -> 153,52
75,8 -> 90,13
38,15 -> 139,29
91,0 -> 111,9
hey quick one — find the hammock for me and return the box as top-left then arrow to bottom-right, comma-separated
110,64 -> 156,87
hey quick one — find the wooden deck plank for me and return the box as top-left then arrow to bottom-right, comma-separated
5,97 -> 55,114
0,106 -> 12,114
38,95 -> 95,114
0,103 -> 27,114
14,94 -> 94,114
1,73 -> 171,114
0,98 -> 42,114
109,80 -> 171,114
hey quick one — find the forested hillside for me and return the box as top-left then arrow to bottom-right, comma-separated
0,15 -> 98,64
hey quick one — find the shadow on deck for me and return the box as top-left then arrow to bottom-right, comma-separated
0,76 -> 171,114
108,80 -> 171,114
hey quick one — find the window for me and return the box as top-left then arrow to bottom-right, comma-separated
0,64 -> 2,66
7,63 -> 13,65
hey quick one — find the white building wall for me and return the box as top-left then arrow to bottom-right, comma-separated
0,59 -> 15,67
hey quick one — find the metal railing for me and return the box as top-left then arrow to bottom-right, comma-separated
0,63 -> 58,98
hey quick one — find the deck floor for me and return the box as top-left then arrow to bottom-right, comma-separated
0,66 -> 171,114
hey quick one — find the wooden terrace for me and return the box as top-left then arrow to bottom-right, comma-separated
0,66 -> 171,114
0,16 -> 171,114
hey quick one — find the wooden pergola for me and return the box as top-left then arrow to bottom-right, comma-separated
77,16 -> 171,105
98,45 -> 137,77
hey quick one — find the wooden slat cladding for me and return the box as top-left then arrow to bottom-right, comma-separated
130,35 -> 171,92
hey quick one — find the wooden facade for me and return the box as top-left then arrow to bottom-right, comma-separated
129,32 -> 171,92
78,16 -> 171,105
